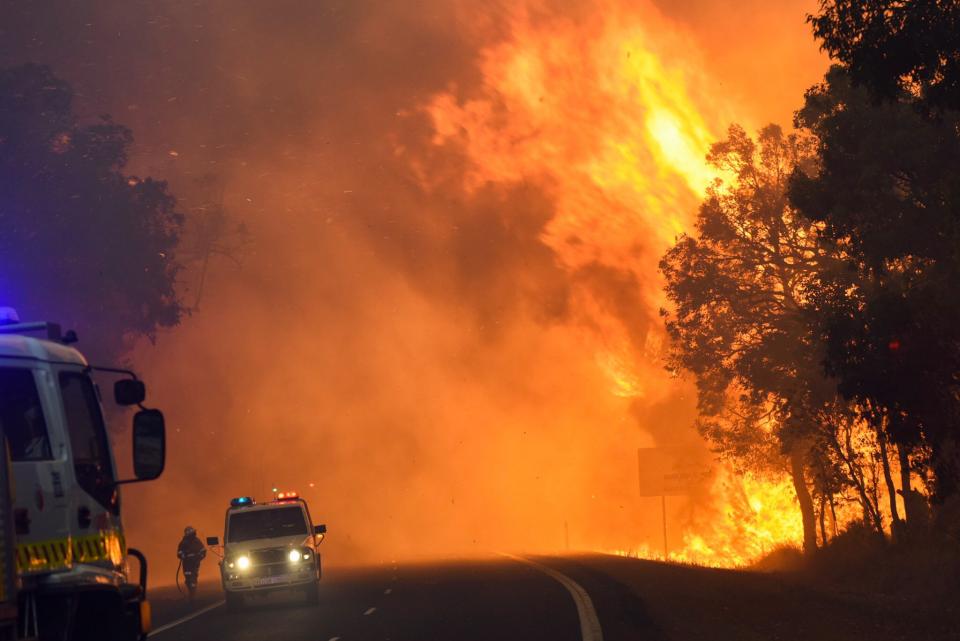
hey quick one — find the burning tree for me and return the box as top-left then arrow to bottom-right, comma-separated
660,124 -> 849,554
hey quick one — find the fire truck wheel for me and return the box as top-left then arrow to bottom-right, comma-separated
35,594 -> 71,641
68,591 -> 132,641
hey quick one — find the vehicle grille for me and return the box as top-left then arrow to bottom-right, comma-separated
248,563 -> 292,578
249,547 -> 286,565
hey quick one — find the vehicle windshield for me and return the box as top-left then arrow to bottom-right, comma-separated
59,371 -> 117,513
0,367 -> 52,461
227,506 -> 308,542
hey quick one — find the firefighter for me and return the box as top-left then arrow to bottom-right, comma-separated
177,526 -> 207,598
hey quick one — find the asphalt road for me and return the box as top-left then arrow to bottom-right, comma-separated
144,554 -> 958,641
146,555 -> 608,641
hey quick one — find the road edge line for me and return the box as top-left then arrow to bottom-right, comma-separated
148,600 -> 225,637
502,554 -> 603,641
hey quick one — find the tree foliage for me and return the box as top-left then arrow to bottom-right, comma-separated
663,1 -> 960,551
793,5 -> 960,501
809,0 -> 960,111
661,124 -> 839,552
0,64 -> 184,362
660,119 -> 921,548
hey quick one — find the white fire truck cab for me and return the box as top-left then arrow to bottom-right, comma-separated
207,493 -> 325,610
0,308 -> 166,640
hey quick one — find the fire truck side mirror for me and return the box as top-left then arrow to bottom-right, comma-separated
115,379 -> 146,406
206,536 -> 220,546
132,409 -> 166,480
314,524 -> 326,535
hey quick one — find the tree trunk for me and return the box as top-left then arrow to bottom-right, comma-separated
925,432 -> 960,503
818,495 -> 828,546
866,454 -> 884,533
830,426 -> 882,532
789,447 -> 818,555
828,494 -> 838,537
878,433 -> 901,539
898,444 -> 912,523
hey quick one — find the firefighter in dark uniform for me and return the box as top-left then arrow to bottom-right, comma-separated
177,526 -> 207,598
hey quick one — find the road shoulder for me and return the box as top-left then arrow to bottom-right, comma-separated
567,554 -> 957,641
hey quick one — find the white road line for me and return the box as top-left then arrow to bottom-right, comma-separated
328,637 -> 341,641
148,600 -> 224,637
384,588 -> 392,595
364,606 -> 377,616
503,554 -> 603,641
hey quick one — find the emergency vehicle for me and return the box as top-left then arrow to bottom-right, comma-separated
0,308 -> 166,640
207,492 -> 325,610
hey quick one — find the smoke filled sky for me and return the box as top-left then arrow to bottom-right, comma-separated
0,0 -> 825,573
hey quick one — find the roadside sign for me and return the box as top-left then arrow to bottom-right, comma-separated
637,446 -> 712,497
637,446 -> 712,559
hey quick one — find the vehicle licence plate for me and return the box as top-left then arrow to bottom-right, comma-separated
253,575 -> 290,586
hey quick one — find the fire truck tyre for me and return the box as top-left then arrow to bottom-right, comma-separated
303,581 -> 320,606
225,591 -> 244,611
69,592 -> 133,641
35,594 -> 71,641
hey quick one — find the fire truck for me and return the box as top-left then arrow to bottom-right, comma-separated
0,307 -> 166,640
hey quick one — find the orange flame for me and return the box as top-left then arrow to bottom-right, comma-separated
427,2 -> 729,273
424,0 -> 735,408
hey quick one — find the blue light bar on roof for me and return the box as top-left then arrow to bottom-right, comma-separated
0,307 -> 20,325
230,496 -> 255,507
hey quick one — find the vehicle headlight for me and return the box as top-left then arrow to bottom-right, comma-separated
236,555 -> 251,570
288,549 -> 302,563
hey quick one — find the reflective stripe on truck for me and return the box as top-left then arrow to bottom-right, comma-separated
16,529 -> 125,573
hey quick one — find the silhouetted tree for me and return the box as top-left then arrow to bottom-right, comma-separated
792,36 -> 960,504
181,174 -> 250,312
810,0 -> 960,111
661,124 -> 842,554
0,64 -> 184,363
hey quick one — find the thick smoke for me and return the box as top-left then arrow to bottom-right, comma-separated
0,0 -> 824,577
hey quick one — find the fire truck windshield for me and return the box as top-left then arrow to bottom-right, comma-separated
60,372 -> 117,513
0,367 -> 53,461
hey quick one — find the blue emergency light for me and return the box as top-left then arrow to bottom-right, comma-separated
0,307 -> 20,325
0,307 -> 68,341
230,496 -> 255,507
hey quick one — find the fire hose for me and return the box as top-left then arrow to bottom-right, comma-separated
175,558 -> 184,595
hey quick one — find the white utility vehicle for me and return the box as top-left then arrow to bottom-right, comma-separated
207,492 -> 325,610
